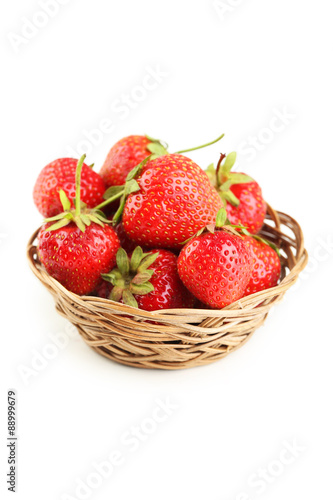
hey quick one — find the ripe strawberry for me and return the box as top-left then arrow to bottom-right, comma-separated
99,135 -> 168,188
101,247 -> 195,311
225,180 -> 266,234
177,213 -> 253,308
37,156 -> 120,296
242,236 -> 281,296
38,223 -> 120,296
122,154 -> 223,249
206,152 -> 266,234
33,158 -> 106,218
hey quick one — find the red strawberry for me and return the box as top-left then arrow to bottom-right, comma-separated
242,236 -> 281,296
101,247 -> 195,311
122,154 -> 223,249
38,223 -> 120,296
177,220 -> 253,309
206,152 -> 266,234
226,179 -> 266,234
100,135 -> 168,188
33,158 -> 106,218
37,156 -> 120,296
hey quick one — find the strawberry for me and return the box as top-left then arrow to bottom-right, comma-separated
242,236 -> 281,296
37,156 -> 120,296
177,210 -> 253,309
38,223 -> 120,296
121,154 -> 223,249
33,158 -> 106,218
99,135 -> 168,188
101,247 -> 195,311
206,152 -> 266,234
225,180 -> 266,234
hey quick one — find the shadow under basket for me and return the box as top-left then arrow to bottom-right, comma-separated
27,205 -> 308,370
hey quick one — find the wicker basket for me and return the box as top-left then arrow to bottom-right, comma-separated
27,205 -> 307,370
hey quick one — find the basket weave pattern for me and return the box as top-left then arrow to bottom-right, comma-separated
27,205 -> 308,370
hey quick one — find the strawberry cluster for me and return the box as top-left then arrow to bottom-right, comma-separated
33,134 -> 281,310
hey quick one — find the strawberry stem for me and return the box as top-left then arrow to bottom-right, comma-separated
75,154 -> 86,217
94,190 -> 125,211
216,153 -> 226,184
174,133 -> 225,154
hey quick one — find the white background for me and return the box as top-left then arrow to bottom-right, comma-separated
1,0 -> 332,499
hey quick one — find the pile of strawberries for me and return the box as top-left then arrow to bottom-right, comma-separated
33,134 -> 281,311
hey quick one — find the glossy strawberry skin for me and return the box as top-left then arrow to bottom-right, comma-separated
242,236 -> 281,296
100,135 -> 151,188
33,158 -> 106,218
138,250 -> 195,311
177,230 -> 253,309
95,250 -> 195,311
122,154 -> 223,249
225,177 -> 266,234
38,223 -> 120,296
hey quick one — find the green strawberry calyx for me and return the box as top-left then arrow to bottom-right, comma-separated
181,207 -> 280,256
181,209 -> 230,244
44,155 -> 111,232
145,135 -> 169,156
102,155 -> 153,225
240,227 -> 280,256
206,152 -> 254,207
101,246 -> 159,308
181,208 -> 247,245
216,207 -> 280,256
